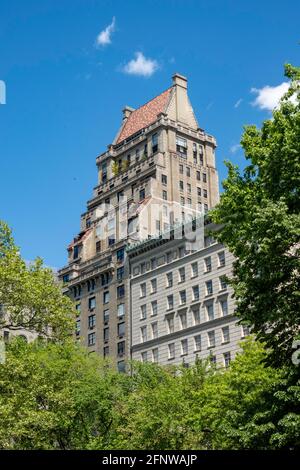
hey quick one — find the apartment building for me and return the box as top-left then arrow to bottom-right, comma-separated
127,222 -> 249,367
58,73 -> 220,369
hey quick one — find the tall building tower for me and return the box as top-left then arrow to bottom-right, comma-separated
58,74 -> 220,370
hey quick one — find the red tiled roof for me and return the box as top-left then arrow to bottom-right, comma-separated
116,87 -> 172,144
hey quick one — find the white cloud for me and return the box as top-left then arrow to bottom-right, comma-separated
251,82 -> 289,111
96,17 -> 116,47
230,143 -> 242,154
122,52 -> 158,77
234,98 -> 242,108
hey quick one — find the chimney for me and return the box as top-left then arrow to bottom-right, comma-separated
122,105 -> 135,121
172,73 -> 187,89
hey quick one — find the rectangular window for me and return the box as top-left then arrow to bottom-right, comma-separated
191,262 -> 198,278
197,187 -> 201,197
187,198 -> 192,207
192,285 -> 200,301
218,251 -> 226,267
193,308 -> 201,325
203,173 -> 207,183
179,164 -> 184,174
176,136 -> 187,155
117,303 -> 125,318
89,297 -> 96,310
224,352 -> 231,367
140,304 -> 147,320
139,188 -> 145,201
161,174 -> 167,184
168,343 -> 175,359
180,196 -> 185,206
104,327 -> 109,342
150,279 -> 157,294
151,258 -> 157,270
118,322 -> 125,337
76,319 -> 80,336
117,266 -> 124,281
167,294 -> 174,310
103,346 -> 109,357
187,183 -> 191,193
117,284 -> 125,298
152,348 -> 159,363
88,332 -> 96,346
206,280 -> 213,295
152,133 -> 158,153
141,351 -> 148,363
196,171 -> 201,181
220,299 -> 228,316
103,291 -> 110,304
241,325 -> 250,337
181,339 -> 188,355
151,322 -> 158,339
179,312 -> 187,329
194,334 -> 201,351
222,326 -> 230,343
140,283 -> 146,298
167,315 -> 174,334
208,330 -> 215,348
219,276 -> 227,290
103,309 -> 110,323
88,314 -> 96,329
141,326 -> 147,343
186,167 -> 191,177
204,256 -> 212,273
162,190 -> 168,200
179,180 -> 184,191
117,341 -> 125,357
179,290 -> 186,305
96,240 -> 101,253
206,303 -> 214,321
203,189 -> 207,198
151,300 -> 158,316
117,248 -> 125,263
117,361 -> 126,373
178,267 -> 186,283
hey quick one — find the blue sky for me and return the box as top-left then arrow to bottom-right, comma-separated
0,0 -> 299,268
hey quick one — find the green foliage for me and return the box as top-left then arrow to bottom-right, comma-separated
0,221 -> 74,340
211,64 -> 300,366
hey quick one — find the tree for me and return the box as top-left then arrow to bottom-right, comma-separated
0,221 -> 74,340
211,64 -> 300,367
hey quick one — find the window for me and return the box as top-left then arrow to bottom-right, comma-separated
151,258 -> 157,270
218,251 -> 226,267
178,267 -> 186,283
220,299 -> 228,316
204,203 -> 208,213
186,167 -> 191,177
222,326 -> 230,343
89,297 -> 96,310
194,334 -> 201,351
176,136 -> 187,155
219,276 -> 227,290
73,245 -> 79,259
63,274 -> 69,283
196,171 -> 201,181
208,331 -> 215,348
139,188 -> 145,201
168,343 -> 175,359
88,314 -> 96,329
117,190 -> 124,202
151,300 -> 158,316
151,322 -> 158,339
103,291 -> 110,304
75,303 -> 81,315
179,290 -> 186,305
117,248 -> 125,263
161,174 -> 167,184
187,198 -> 192,207
191,262 -> 198,278
117,303 -> 125,318
180,196 -> 185,206
103,346 -> 109,357
117,284 -> 125,298
167,294 -> 174,310
103,309 -> 110,323
206,303 -> 214,321
187,183 -> 191,193
167,315 -> 174,334
193,308 -> 201,325
179,164 -> 184,174
152,133 -> 158,153
224,352 -> 231,368
104,327 -> 109,342
181,339 -> 188,355
150,279 -> 157,294
101,273 -> 110,286
204,256 -> 212,272
166,251 -> 173,263
162,190 -> 168,200
108,235 -> 115,246
135,148 -> 140,162
140,283 -> 146,298
152,348 -> 159,363
140,262 -> 146,274
76,319 -> 81,336
118,341 -> 125,357
241,325 -> 250,338
140,305 -> 147,320
179,180 -> 184,191
117,361 -> 126,373
197,187 -> 201,197
117,266 -> 124,281
141,351 -> 148,363
88,332 -> 96,346
118,322 -> 125,337
203,189 -> 207,198
203,173 -> 207,183
96,241 -> 101,253
192,285 -> 200,301
179,311 -> 187,329
141,326 -> 147,343
206,280 -> 213,295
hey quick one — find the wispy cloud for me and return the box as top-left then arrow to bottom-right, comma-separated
230,143 -> 242,154
122,52 -> 158,77
251,82 -> 289,111
234,98 -> 242,108
95,17 -> 116,47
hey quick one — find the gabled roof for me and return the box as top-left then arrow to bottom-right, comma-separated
116,87 -> 173,144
